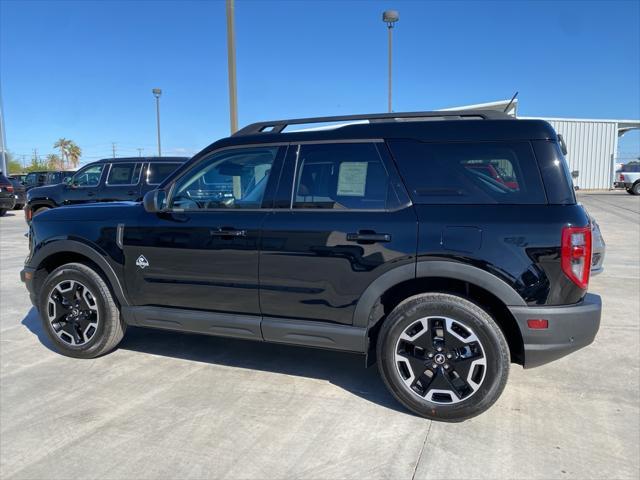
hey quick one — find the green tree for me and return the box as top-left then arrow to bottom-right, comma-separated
45,153 -> 63,170
67,143 -> 81,168
53,138 -> 81,169
53,138 -> 71,169
24,152 -> 47,172
3,151 -> 23,174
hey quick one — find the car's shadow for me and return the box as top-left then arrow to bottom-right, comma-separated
21,307 -> 407,414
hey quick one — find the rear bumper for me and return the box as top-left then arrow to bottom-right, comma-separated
509,293 -> 601,368
614,182 -> 632,189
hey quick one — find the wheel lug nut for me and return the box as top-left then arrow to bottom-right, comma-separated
427,353 -> 434,358
446,353 -> 452,359
437,347 -> 443,352
432,364 -> 438,369
444,364 -> 449,369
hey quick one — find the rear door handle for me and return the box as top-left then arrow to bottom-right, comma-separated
347,232 -> 392,243
210,228 -> 246,237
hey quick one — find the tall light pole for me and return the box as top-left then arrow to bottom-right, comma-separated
226,0 -> 238,134
152,88 -> 162,156
383,10 -> 399,113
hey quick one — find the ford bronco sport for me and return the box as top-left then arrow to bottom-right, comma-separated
21,111 -> 602,421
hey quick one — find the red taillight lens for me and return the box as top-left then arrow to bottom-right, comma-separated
619,174 -> 625,181
561,226 -> 592,289
6,185 -> 14,193
25,208 -> 32,222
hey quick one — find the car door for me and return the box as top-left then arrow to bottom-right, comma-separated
99,162 -> 142,202
122,145 -> 285,314
63,163 -> 107,205
259,141 -> 417,326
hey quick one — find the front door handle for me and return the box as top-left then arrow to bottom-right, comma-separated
210,228 -> 246,237
347,231 -> 392,243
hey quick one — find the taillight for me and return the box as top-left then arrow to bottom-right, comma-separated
561,226 -> 592,289
619,174 -> 625,181
25,207 -> 32,222
6,185 -> 14,193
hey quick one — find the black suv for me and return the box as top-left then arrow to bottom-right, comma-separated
21,111 -> 602,421
25,157 -> 187,219
0,171 -> 16,215
22,170 -> 75,191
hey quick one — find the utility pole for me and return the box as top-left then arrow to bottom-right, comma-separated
137,148 -> 143,157
382,10 -> 399,113
112,143 -> 116,158
226,0 -> 238,134
152,88 -> 162,156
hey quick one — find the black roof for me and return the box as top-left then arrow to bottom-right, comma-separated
91,156 -> 189,164
198,112 -> 557,157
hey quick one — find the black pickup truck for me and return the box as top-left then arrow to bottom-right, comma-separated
25,157 -> 187,219
21,111 -> 603,421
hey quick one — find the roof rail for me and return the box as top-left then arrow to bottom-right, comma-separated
233,110 -> 512,136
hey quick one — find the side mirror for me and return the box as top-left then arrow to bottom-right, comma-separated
143,189 -> 167,213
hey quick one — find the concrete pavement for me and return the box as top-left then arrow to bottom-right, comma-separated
0,192 -> 638,479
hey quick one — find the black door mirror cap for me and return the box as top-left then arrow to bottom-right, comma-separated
143,189 -> 167,213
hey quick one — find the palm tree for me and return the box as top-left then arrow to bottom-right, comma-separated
53,138 -> 71,169
45,153 -> 63,170
67,142 -> 82,169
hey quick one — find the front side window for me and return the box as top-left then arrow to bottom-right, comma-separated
107,163 -> 141,185
72,165 -> 104,187
293,143 -> 390,210
170,147 -> 278,210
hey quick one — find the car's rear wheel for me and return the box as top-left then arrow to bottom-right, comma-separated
39,263 -> 126,358
0,209 -> 6,217
377,293 -> 510,421
13,204 -> 23,210
631,182 -> 640,195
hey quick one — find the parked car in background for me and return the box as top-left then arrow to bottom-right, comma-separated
25,156 -> 188,219
22,170 -> 75,191
11,173 -> 28,184
8,176 -> 27,209
0,172 -> 16,216
614,163 -> 640,194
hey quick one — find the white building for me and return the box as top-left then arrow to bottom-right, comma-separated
446,100 -> 640,190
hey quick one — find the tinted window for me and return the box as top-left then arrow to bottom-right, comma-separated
171,147 -> 278,210
72,165 -> 104,187
388,140 -> 547,205
25,172 -> 46,186
107,163 -> 141,185
147,163 -> 181,185
293,143 -> 390,210
621,163 -> 640,173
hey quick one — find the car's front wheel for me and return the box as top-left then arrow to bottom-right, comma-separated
39,262 -> 126,358
377,293 -> 510,421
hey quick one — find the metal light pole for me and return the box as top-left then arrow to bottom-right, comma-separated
152,88 -> 162,156
383,10 -> 399,113
226,0 -> 238,134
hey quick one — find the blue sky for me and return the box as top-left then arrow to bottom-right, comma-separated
1,0 -> 639,166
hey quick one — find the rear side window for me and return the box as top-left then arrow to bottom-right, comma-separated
293,143 -> 392,210
387,140 -> 547,204
107,163 -> 141,185
147,163 -> 181,185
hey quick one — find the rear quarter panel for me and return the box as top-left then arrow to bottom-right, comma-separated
415,204 -> 590,306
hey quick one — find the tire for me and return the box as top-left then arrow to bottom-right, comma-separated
13,204 -> 24,210
0,209 -> 6,217
38,262 -> 126,358
377,293 -> 510,422
33,206 -> 51,216
631,182 -> 640,195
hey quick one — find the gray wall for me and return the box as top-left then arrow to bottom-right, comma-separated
537,119 -> 618,190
